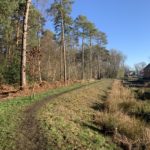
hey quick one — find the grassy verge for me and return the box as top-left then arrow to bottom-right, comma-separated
38,79 -> 119,150
0,82 -> 93,150
94,80 -> 150,149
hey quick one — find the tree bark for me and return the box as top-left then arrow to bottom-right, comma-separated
89,36 -> 92,79
21,0 -> 31,89
38,52 -> 42,83
62,20 -> 67,84
37,17 -> 42,83
60,45 -> 63,80
60,0 -> 67,84
16,20 -> 20,48
68,50 -> 71,80
47,50 -> 51,79
82,36 -> 85,80
97,55 -> 101,79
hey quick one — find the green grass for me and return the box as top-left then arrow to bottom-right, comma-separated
38,79 -> 118,150
0,82 -> 92,150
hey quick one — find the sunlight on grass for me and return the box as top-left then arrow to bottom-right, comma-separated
0,82 -> 90,150
94,80 -> 150,149
38,79 -> 118,149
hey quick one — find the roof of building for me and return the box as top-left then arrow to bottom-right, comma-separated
144,63 -> 150,70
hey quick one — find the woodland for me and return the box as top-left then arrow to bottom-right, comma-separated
0,0 -> 125,89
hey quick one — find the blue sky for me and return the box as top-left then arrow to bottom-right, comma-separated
35,0 -> 150,68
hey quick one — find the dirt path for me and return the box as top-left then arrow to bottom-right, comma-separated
15,82 -> 99,150
37,79 -> 115,149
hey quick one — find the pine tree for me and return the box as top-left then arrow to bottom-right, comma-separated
48,0 -> 73,84
21,0 -> 31,89
75,15 -> 89,80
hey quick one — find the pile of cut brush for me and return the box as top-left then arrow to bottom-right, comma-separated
0,84 -> 18,100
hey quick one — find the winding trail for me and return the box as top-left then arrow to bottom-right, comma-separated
16,82 -> 99,150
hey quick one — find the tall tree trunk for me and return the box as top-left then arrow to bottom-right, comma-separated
62,21 -> 67,84
60,1 -> 67,84
97,55 -> 101,79
16,21 -> 20,48
38,39 -> 42,83
37,18 -> 42,83
68,50 -> 71,80
60,45 -> 63,80
21,0 -> 31,89
47,50 -> 51,79
6,32 -> 11,64
89,36 -> 92,79
82,36 -> 85,80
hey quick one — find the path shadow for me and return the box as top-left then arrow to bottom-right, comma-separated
81,122 -> 114,137
91,102 -> 105,111
91,90 -> 108,112
135,90 -> 150,100
82,122 -> 102,133
130,112 -> 150,123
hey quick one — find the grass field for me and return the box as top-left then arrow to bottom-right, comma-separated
0,82 -> 92,150
1,79 -> 149,150
38,79 -> 118,150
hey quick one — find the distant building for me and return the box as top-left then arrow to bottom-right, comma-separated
143,63 -> 150,78
139,69 -> 144,78
125,70 -> 136,78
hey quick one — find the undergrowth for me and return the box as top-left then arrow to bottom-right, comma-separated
94,80 -> 150,149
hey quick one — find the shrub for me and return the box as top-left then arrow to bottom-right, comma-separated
3,57 -> 20,84
94,112 -> 146,141
119,101 -> 140,113
0,72 -> 4,84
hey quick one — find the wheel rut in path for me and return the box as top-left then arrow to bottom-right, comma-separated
16,82 -> 99,150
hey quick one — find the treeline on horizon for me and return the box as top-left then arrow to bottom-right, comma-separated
0,0 -> 126,89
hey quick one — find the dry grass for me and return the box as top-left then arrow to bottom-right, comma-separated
104,80 -> 135,113
94,112 -> 146,140
94,80 -> 150,149
38,79 -> 119,149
